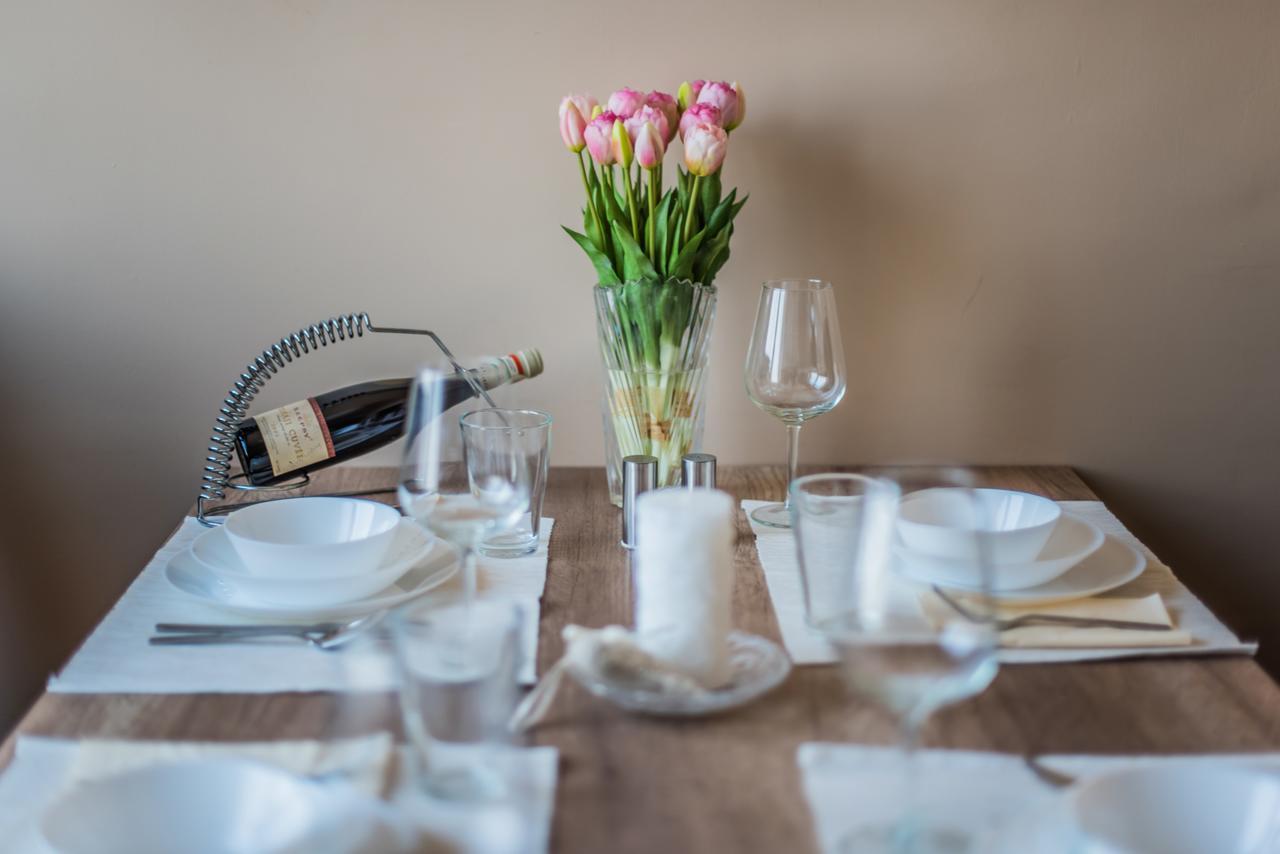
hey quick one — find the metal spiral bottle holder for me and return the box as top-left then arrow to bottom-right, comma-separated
197,313 -> 494,526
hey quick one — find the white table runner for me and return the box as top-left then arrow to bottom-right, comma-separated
0,736 -> 558,854
745,499 -> 1255,664
798,743 -> 1280,854
48,517 -> 554,693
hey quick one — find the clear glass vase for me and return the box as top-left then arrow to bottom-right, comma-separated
594,279 -> 717,505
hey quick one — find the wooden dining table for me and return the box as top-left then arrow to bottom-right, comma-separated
5,464 -> 1280,852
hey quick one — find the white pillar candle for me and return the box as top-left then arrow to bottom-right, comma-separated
633,487 -> 735,689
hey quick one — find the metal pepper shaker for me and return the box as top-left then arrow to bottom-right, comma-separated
681,452 -> 717,490
621,455 -> 658,549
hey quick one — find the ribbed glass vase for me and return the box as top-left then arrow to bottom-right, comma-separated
594,279 -> 718,505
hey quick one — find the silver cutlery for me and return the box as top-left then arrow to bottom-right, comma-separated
931,585 -> 1173,633
1023,754 -> 1077,788
150,611 -> 389,651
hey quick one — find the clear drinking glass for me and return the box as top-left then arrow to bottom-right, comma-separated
461,408 -> 552,558
790,473 -> 900,627
744,279 -> 846,528
398,368 -> 530,598
389,594 -> 524,800
815,468 -> 1000,853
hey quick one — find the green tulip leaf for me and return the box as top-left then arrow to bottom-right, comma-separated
564,226 -> 621,285
670,230 -> 705,281
611,221 -> 659,284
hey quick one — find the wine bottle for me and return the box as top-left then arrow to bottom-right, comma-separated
233,349 -> 543,486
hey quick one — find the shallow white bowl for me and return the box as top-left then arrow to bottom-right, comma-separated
42,759 -> 342,854
191,518 -> 433,607
224,497 -> 400,578
895,513 -> 1105,591
1071,765 -> 1280,854
897,488 -> 1062,566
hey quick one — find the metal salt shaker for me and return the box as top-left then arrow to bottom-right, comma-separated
621,455 -> 658,549
681,452 -> 717,490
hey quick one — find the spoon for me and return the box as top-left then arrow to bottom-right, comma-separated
151,611 -> 390,651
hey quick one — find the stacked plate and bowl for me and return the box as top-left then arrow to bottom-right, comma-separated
892,489 -> 1145,604
167,497 -> 458,620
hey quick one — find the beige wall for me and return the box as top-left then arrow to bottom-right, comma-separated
2,1 -> 1278,727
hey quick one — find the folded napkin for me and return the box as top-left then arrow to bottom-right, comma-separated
65,733 -> 395,796
798,743 -> 1280,854
919,591 -> 1194,648
0,736 -> 560,854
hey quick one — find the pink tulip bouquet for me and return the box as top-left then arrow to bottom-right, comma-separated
559,81 -> 748,500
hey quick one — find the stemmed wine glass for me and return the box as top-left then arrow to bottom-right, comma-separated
397,367 -> 530,598
814,468 -> 1000,852
744,279 -> 846,528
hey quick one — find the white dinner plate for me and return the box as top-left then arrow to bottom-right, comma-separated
894,513 -> 1106,592
165,537 -> 459,621
904,533 -> 1147,606
41,759 -> 416,854
189,520 -> 435,608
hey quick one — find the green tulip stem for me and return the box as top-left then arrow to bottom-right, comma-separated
623,163 -> 640,240
646,169 -> 659,259
682,174 -> 703,243
577,152 -> 604,250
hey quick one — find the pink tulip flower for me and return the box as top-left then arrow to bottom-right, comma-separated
559,98 -> 587,153
625,105 -> 670,148
610,118 -> 634,168
677,80 -> 706,111
584,111 -> 619,165
696,81 -> 745,131
678,102 -> 722,141
634,121 -> 665,170
607,87 -> 645,119
683,122 -> 728,176
561,93 -> 597,124
645,91 -> 680,142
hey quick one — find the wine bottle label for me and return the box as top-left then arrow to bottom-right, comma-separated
253,398 -> 336,477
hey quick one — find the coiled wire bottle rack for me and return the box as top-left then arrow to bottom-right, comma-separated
197,313 -> 494,526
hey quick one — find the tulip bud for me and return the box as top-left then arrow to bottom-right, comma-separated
645,91 -> 680,143
634,121 -> 665,171
590,104 -> 603,119
727,82 -> 745,131
611,118 -> 634,168
584,111 -> 619,165
678,102 -> 722,141
696,81 -> 744,132
677,80 -> 706,112
558,98 -> 587,153
625,105 -> 670,149
683,122 -> 728,176
607,87 -> 645,119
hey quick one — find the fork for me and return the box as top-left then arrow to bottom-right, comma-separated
150,611 -> 389,651
930,585 -> 1173,632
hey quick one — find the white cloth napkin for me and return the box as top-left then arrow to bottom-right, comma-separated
744,499 -> 1255,664
919,590 -> 1194,648
48,517 -> 553,693
0,736 -> 559,854
798,743 -> 1280,854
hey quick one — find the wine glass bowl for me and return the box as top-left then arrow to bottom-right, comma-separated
814,468 -> 1000,852
744,279 -> 847,528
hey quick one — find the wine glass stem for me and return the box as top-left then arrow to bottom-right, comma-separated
460,544 -> 478,604
894,711 -> 926,853
783,422 -> 802,508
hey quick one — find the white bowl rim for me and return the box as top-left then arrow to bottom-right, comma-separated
224,496 -> 401,547
893,512 -> 1104,570
898,487 -> 1062,532
192,518 -> 429,582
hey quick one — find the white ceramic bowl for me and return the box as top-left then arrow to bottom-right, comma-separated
897,488 -> 1062,566
191,518 -> 433,607
42,759 -> 338,854
1070,764 -> 1280,854
895,513 -> 1105,591
223,497 -> 400,578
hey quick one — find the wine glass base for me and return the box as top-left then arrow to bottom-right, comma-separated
838,823 -> 973,854
750,503 -> 793,529
419,763 -> 506,802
